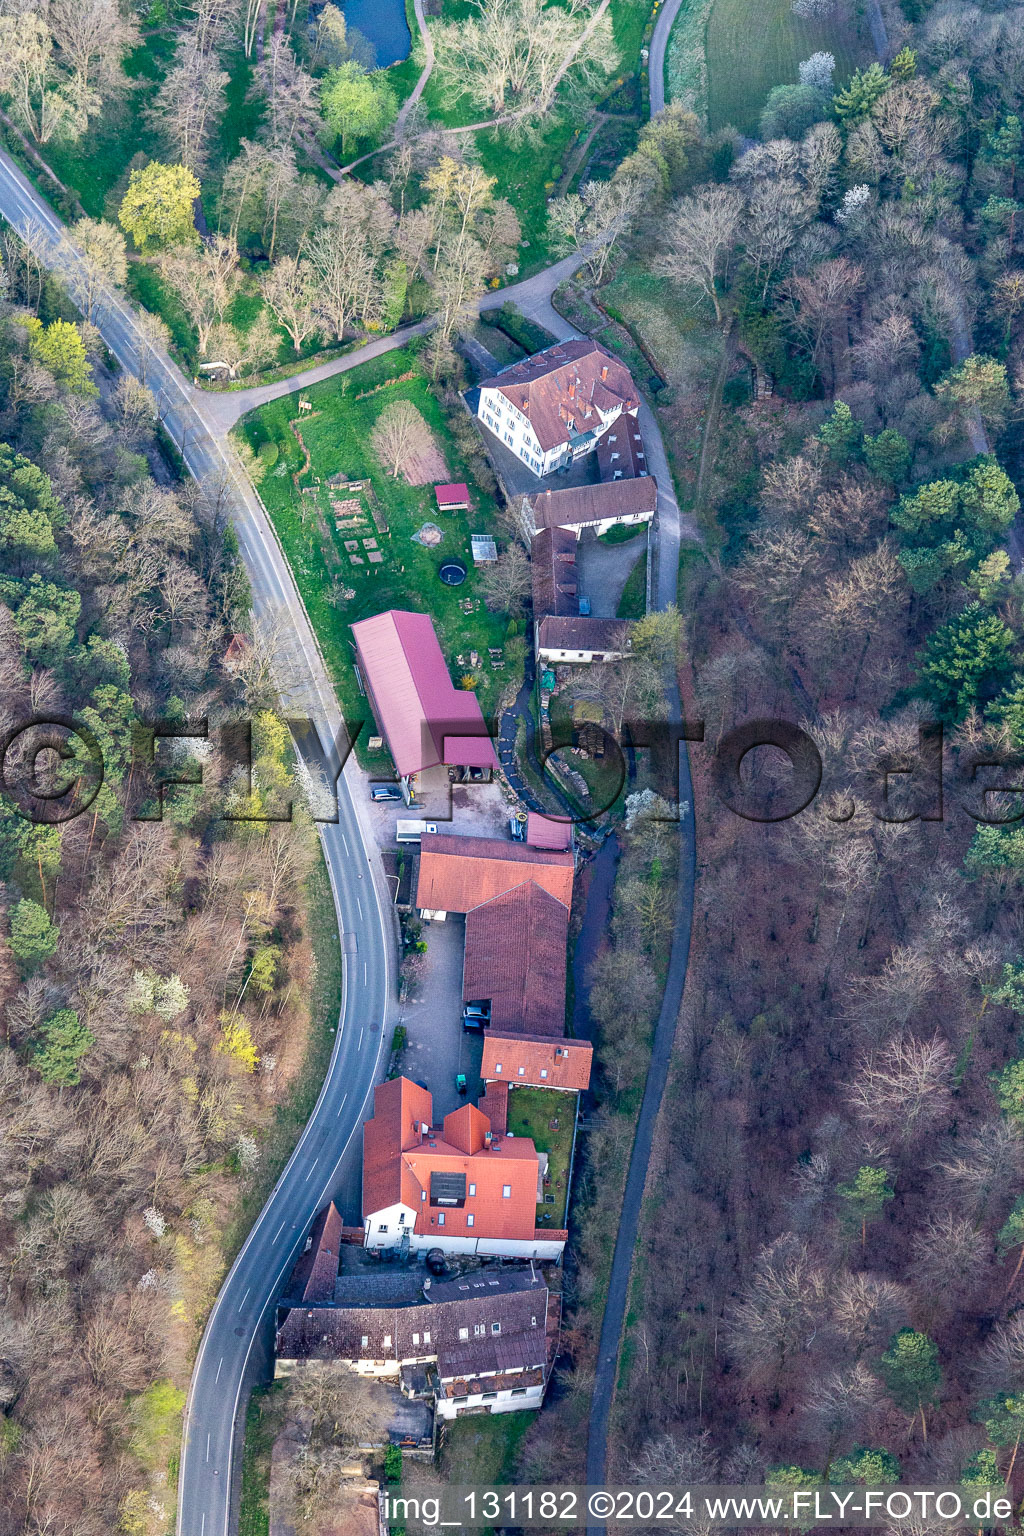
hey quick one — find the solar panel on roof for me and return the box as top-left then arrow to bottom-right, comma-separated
430,1171 -> 467,1206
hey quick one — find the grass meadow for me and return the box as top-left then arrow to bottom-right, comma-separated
704,0 -> 868,133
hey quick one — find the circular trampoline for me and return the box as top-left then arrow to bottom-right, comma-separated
438,559 -> 467,586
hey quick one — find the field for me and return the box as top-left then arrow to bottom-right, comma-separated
236,344 -> 513,762
704,0 -> 868,133
506,1086 -> 577,1226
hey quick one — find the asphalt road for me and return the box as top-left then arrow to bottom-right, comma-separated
0,149 -> 398,1536
648,0 -> 686,116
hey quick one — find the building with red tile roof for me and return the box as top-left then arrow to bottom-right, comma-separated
276,1263 -> 558,1418
417,833 -> 574,918
527,477 -> 657,537
535,615 -> 632,665
462,882 -> 568,1035
351,610 -> 497,783
476,340 -> 638,478
361,1078 -> 565,1260
596,411 -> 648,481
482,1034 -> 592,1093
282,1201 -> 345,1304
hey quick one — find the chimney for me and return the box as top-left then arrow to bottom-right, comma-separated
568,379 -> 575,399
601,365 -> 608,380
484,1131 -> 493,1146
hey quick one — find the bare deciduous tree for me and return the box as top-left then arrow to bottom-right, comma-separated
480,543 -> 531,614
259,257 -> 320,354
160,234 -> 241,356
370,400 -> 432,477
846,1035 -> 954,1148
655,185 -> 743,324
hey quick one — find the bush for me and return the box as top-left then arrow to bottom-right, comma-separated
759,84 -> 828,141
384,1443 -> 403,1481
258,439 -> 279,468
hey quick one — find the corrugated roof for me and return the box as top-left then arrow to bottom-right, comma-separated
526,812 -> 572,850
529,478 -> 657,531
417,833 -> 573,914
482,1033 -> 592,1092
351,610 -> 497,778
435,482 -> 469,504
462,883 -> 569,1035
481,340 -> 638,454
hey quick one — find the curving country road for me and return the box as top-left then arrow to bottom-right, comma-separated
648,0 -> 686,116
0,148 -> 399,1536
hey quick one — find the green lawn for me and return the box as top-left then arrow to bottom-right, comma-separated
705,0 -> 869,133
237,344 -> 513,761
44,32 -> 172,217
506,1085 -> 577,1226
600,262 -> 722,388
440,1407 -> 536,1482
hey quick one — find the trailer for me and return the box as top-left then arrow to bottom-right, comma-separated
395,820 -> 439,844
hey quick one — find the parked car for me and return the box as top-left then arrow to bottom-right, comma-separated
509,815 -> 526,842
456,1073 -> 467,1095
462,1001 -> 490,1031
370,784 -> 402,802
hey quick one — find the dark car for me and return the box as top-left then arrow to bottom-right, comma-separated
370,785 -> 402,802
509,815 -> 526,842
462,1001 -> 490,1031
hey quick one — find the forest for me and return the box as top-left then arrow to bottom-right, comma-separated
461,0 -> 1024,1513
0,235 -> 333,1534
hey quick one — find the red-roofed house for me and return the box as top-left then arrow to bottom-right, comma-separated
462,882 -> 568,1035
281,1201 -> 344,1303
435,483 -> 469,512
351,610 -> 497,787
526,811 -> 572,851
476,340 -> 638,478
362,1078 -> 565,1260
482,1034 -> 592,1093
416,833 -> 574,919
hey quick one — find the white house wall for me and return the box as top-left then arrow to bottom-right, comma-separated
363,1216 -> 565,1262
477,387 -> 626,480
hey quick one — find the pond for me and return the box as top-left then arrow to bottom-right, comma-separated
343,0 -> 412,68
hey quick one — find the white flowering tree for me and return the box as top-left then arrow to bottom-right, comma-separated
799,51 -> 836,94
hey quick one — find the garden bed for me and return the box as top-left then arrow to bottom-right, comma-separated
236,343 -> 517,764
